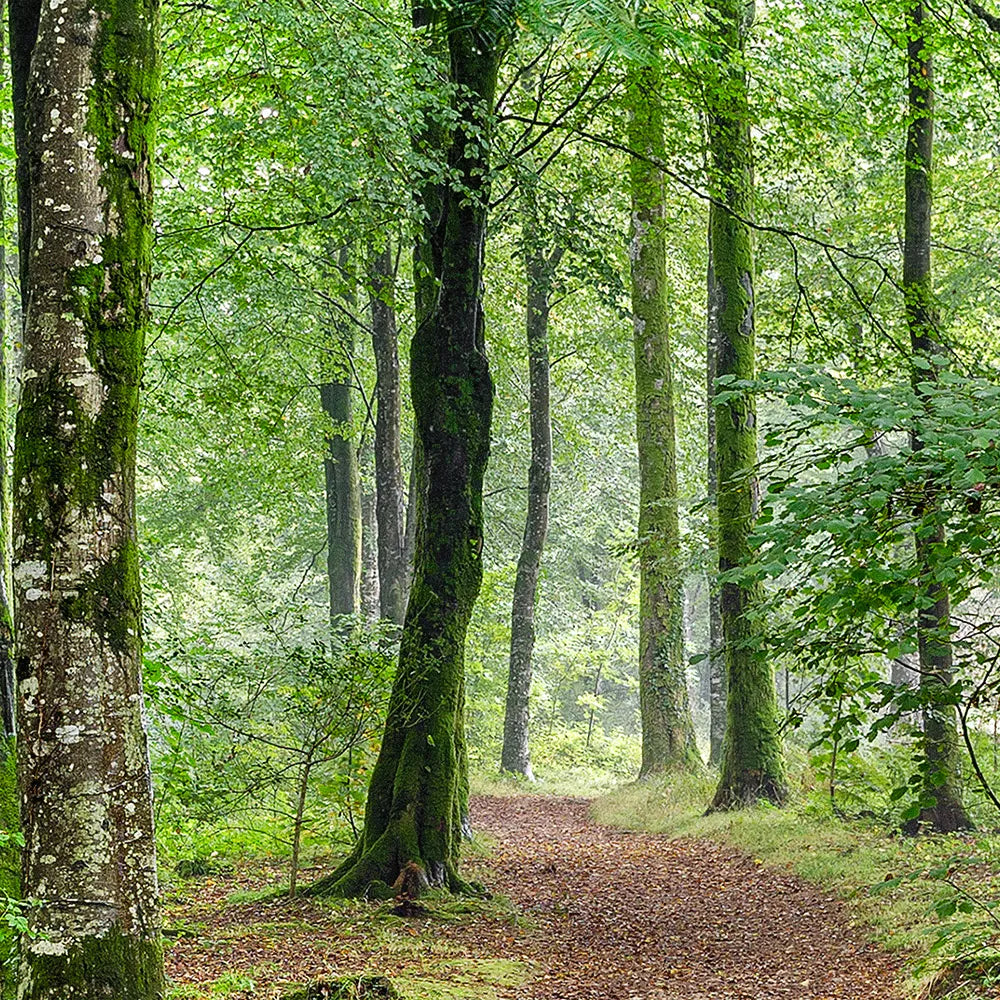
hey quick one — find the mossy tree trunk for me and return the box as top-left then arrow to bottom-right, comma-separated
903,2 -> 970,833
368,243 -> 409,625
321,252 -> 362,621
626,59 -> 701,777
9,0 -> 165,993
706,220 -> 726,768
501,175 -> 559,780
305,0 -> 512,898
705,0 -> 787,809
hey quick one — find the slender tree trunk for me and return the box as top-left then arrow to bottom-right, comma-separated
289,751 -> 314,898
627,59 -> 700,777
10,0 -> 164,992
369,244 -> 409,625
304,0 -> 510,897
903,2 -> 970,833
706,0 -> 787,809
360,433 -> 380,621
706,225 -> 726,767
321,253 -> 361,621
501,178 -> 556,780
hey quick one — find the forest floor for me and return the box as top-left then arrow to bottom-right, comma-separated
165,795 -> 901,1000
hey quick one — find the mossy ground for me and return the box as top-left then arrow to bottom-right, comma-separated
163,854 -> 529,1000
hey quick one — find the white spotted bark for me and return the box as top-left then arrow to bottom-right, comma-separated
11,0 -> 164,993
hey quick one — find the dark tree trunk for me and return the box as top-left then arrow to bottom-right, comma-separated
627,58 -> 701,776
369,244 -> 409,625
321,254 -> 362,621
903,2 -> 971,833
321,382 -> 362,620
706,220 -> 726,768
305,0 -> 511,897
501,178 -> 556,780
706,0 -> 787,810
10,0 -> 165,992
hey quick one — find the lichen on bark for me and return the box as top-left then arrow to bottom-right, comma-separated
10,0 -> 164,993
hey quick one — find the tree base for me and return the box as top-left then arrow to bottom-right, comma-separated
708,772 -> 788,812
902,799 -> 974,836
302,833 -> 486,901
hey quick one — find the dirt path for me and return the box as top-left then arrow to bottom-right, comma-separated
450,795 -> 900,1000
165,794 -> 901,999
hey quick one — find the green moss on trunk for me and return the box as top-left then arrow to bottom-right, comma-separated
11,0 -> 164,993
705,0 -> 786,810
305,0 -> 512,898
18,930 -> 162,1000
626,57 -> 701,777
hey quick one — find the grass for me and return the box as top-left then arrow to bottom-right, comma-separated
591,769 -> 1000,998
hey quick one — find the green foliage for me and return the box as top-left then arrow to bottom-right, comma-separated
146,619 -> 395,869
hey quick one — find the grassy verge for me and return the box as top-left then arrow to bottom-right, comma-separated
591,771 -> 1000,998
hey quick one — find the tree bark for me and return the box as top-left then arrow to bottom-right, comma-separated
360,433 -> 381,621
369,244 -> 409,625
706,0 -> 787,809
321,253 -> 361,622
903,2 -> 971,833
304,0 -> 511,897
501,178 -> 556,780
10,0 -> 165,992
627,59 -> 701,777
706,223 -> 726,768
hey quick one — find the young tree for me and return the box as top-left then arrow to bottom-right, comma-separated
501,175 -> 559,780
321,252 -> 362,621
903,1 -> 971,832
705,0 -> 787,809
9,0 -> 165,992
306,0 -> 514,896
626,56 -> 700,776
368,243 -> 409,625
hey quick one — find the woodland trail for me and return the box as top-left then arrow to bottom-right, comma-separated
459,795 -> 900,1000
165,794 -> 901,1000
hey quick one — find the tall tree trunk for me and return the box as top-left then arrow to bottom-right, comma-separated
10,0 -> 165,992
321,254 -> 361,621
501,177 -> 556,780
627,59 -> 700,777
304,0 -> 511,898
903,2 -> 970,833
369,244 -> 409,625
706,0 -> 787,809
706,224 -> 726,767
360,433 -> 381,621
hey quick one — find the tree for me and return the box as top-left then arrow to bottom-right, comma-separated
368,242 -> 410,625
705,0 -> 787,809
9,0 -> 165,992
322,251 -> 362,621
501,173 -> 559,780
706,224 -> 726,767
626,54 -> 700,776
305,0 -> 514,896
902,1 -> 971,833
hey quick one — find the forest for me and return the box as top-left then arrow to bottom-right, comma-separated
3,0 -> 1000,996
